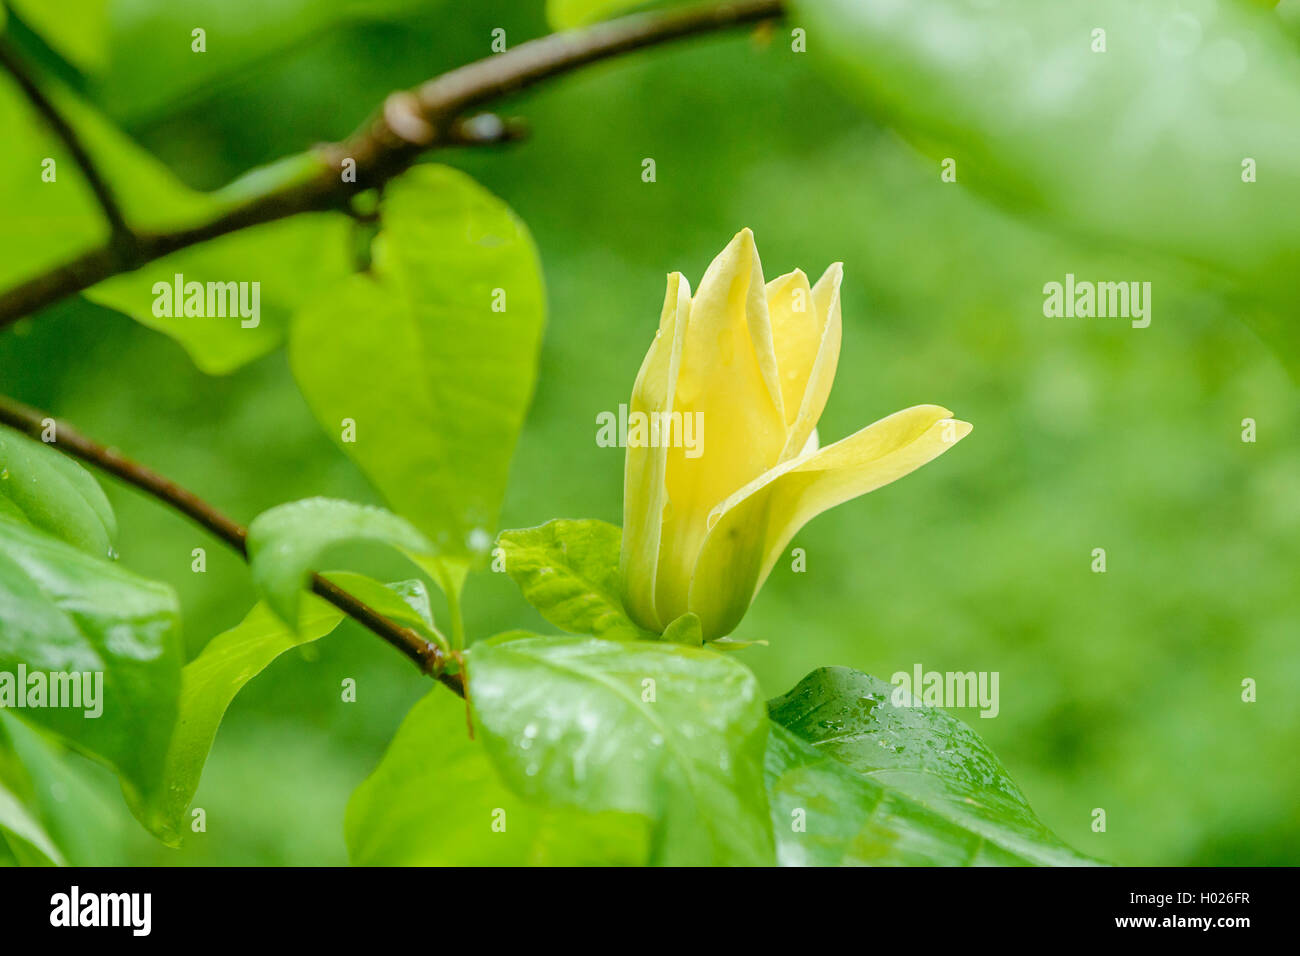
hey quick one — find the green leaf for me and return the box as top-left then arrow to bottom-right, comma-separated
8,0 -> 108,73
709,635 -> 767,651
84,213 -> 353,375
0,66 -> 350,372
798,0 -> 1300,364
99,0 -> 446,121
346,686 -> 652,865
660,612 -> 702,646
468,635 -> 774,865
0,515 -> 182,812
128,572 -> 434,844
498,519 -> 656,641
0,76 -> 208,288
0,425 -> 116,557
0,776 -> 63,866
321,573 -> 442,645
766,723 -> 1054,866
0,721 -> 65,866
129,595 -> 343,844
547,0 -> 660,30
0,712 -> 123,865
246,497 -> 438,633
290,164 -> 546,562
766,667 -> 1097,866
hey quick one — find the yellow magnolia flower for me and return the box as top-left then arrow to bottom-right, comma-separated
620,228 -> 972,640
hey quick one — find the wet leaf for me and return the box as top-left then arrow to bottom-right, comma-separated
347,687 -> 652,865
767,667 -> 1098,865
469,634 -> 774,865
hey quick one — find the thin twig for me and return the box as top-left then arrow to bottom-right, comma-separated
0,394 -> 466,697
0,0 -> 784,327
0,40 -> 138,260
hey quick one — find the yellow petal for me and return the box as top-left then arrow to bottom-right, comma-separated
780,262 -> 842,461
619,271 -> 691,631
687,404 -> 971,638
765,268 -> 819,427
655,229 -> 787,621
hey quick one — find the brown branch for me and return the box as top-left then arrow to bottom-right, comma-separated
0,40 -> 137,259
0,394 -> 466,697
0,0 -> 784,327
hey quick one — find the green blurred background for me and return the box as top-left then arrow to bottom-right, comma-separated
1,0 -> 1296,866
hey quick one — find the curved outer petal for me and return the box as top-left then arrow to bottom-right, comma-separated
765,268 -> 819,426
686,404 -> 971,639
619,271 -> 692,631
780,262 -> 842,462
654,229 -> 787,623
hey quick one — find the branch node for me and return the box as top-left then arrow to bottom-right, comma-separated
382,91 -> 437,146
0,0 -> 784,328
